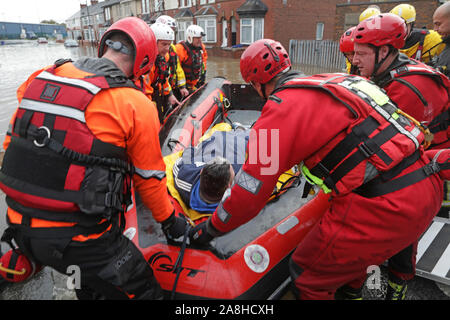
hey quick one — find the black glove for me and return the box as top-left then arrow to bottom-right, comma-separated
189,220 -> 214,245
161,212 -> 188,240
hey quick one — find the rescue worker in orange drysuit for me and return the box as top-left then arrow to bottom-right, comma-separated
0,17 -> 187,299
188,39 -> 444,300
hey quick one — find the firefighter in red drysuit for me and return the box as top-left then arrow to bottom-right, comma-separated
353,13 -> 450,299
339,26 -> 359,75
353,13 -> 450,150
188,39 -> 444,300
0,17 -> 187,299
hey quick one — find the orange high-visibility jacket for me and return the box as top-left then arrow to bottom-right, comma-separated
3,60 -> 174,241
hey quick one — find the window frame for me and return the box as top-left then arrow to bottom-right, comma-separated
316,22 -> 324,41
240,17 -> 264,45
177,19 -> 193,42
197,16 -> 217,43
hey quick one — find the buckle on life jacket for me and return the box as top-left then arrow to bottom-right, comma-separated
33,126 -> 51,148
423,161 -> 441,176
358,142 -> 374,158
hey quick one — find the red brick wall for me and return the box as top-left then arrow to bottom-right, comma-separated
335,0 -> 440,41
165,0 -> 243,49
164,0 -> 347,57
264,0 -> 347,50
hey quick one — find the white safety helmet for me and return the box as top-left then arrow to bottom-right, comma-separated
186,25 -> 205,44
156,15 -> 177,29
150,22 -> 175,41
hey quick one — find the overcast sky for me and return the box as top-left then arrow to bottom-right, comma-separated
0,0 -> 85,24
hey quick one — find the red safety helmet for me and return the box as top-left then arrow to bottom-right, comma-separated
353,13 -> 407,49
339,26 -> 356,53
240,39 -> 291,84
98,17 -> 157,79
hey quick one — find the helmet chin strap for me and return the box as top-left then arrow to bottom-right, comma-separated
261,83 -> 267,101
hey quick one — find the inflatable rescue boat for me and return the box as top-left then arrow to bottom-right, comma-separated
123,78 -> 331,299
1,78 -> 449,298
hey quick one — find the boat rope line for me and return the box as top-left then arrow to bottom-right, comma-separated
170,225 -> 191,300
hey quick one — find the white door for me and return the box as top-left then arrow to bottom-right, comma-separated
222,19 -> 228,47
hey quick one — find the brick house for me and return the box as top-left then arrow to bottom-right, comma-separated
68,0 -> 446,58
335,0 -> 446,41
140,0 -> 348,57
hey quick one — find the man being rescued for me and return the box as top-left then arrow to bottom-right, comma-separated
166,124 -> 302,222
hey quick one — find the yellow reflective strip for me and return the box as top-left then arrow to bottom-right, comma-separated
351,81 -> 390,106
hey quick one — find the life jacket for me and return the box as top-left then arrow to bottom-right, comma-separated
379,60 -> 450,149
167,46 -> 179,88
152,55 -> 170,97
0,59 -> 137,238
403,29 -> 429,61
272,73 -> 425,196
179,41 -> 203,82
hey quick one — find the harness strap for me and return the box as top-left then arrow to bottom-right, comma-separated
310,116 -> 380,178
354,150 -> 444,198
414,31 -> 428,60
33,129 -> 133,173
429,109 -> 450,134
310,118 -> 397,194
327,125 -> 397,193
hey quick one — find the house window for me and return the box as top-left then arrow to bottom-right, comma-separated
240,18 -> 263,44
141,0 -> 150,14
95,14 -> 103,24
200,0 -> 206,4
122,2 -> 132,17
197,17 -> 216,43
180,0 -> 192,7
177,20 -> 192,42
83,29 -> 90,40
105,7 -> 111,20
316,22 -> 324,40
82,16 -> 89,26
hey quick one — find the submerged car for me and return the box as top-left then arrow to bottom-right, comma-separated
64,39 -> 79,47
